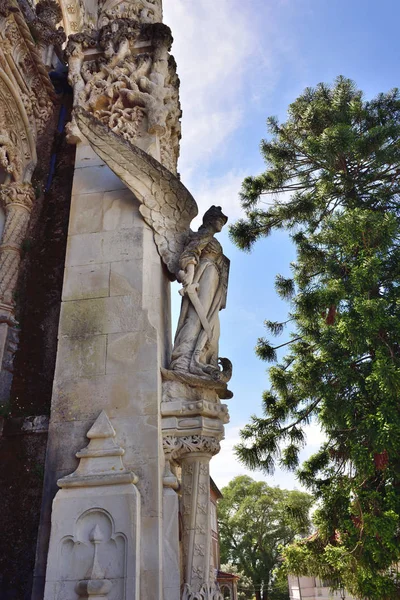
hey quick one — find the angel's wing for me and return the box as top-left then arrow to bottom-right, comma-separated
75,108 -> 198,278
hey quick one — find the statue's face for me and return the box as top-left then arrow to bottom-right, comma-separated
214,217 -> 226,232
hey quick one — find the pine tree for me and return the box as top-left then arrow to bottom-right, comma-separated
231,77 -> 400,600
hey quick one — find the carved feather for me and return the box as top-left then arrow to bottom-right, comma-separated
75,107 -> 198,278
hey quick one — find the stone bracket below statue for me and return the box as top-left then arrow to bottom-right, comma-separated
161,399 -> 229,423
162,368 -> 233,400
161,370 -> 230,460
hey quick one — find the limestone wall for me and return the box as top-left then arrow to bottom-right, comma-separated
34,143 -> 171,599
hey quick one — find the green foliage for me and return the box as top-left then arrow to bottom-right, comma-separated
231,77 -> 400,599
218,476 -> 312,600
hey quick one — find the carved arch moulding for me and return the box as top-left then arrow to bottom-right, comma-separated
0,70 -> 37,184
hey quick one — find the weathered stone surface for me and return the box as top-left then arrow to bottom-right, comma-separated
66,228 -> 144,266
62,263 -> 110,301
110,259 -> 143,296
71,164 -> 127,195
54,334 -> 107,380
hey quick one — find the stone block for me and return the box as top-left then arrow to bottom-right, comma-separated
163,488 -> 180,600
75,142 -> 105,168
45,420 -> 93,473
65,228 -> 143,267
54,335 -> 107,380
141,516 -> 162,567
106,330 -> 158,374
133,457 -> 162,518
112,417 -> 161,466
72,164 -> 126,195
68,192 -> 103,235
141,569 -> 162,600
51,370 -> 160,422
62,263 -> 110,301
59,295 -> 145,337
110,259 -> 143,296
103,189 -> 141,231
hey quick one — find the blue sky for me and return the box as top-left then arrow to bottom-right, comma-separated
163,0 -> 400,490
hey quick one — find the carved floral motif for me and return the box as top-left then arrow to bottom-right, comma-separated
163,435 -> 221,460
182,583 -> 224,600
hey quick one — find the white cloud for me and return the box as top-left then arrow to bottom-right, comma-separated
163,0 -> 253,171
188,170 -> 246,229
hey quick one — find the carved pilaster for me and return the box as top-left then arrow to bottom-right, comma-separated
162,371 -> 230,600
0,182 -> 34,307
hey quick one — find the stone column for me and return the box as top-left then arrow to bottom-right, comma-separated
0,182 -> 34,402
181,452 -> 213,592
162,375 -> 229,600
0,183 -> 34,306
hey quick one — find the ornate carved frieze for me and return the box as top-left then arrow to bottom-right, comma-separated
98,0 -> 162,26
163,435 -> 221,462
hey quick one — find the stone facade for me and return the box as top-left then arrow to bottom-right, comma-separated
0,1 -> 233,598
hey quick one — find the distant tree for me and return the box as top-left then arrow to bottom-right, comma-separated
218,476 -> 312,600
230,77 -> 400,599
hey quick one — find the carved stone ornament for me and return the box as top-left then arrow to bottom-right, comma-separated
163,435 -> 221,461
0,183 -> 35,307
67,17 -> 181,173
98,0 -> 162,27
58,410 -> 138,488
0,0 -> 55,137
30,0 -> 66,50
44,411 -> 141,600
182,583 -> 224,600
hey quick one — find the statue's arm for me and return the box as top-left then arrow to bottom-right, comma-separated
178,231 -> 212,286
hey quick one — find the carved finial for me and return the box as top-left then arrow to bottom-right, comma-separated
86,410 -> 116,439
57,411 -> 138,488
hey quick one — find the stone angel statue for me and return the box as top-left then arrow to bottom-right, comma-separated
171,205 -> 231,383
75,108 -> 232,390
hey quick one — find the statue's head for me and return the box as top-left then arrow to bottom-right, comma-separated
202,205 -> 228,232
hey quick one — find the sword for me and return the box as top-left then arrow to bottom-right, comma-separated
182,283 -> 213,342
